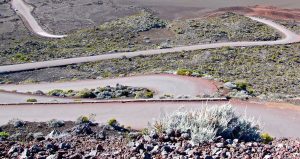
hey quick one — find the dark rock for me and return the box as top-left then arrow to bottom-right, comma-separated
96,144 -> 104,152
33,132 -> 45,141
47,119 -> 65,128
150,131 -> 159,139
29,145 -> 41,153
33,90 -> 45,95
166,128 -> 175,137
59,143 -> 71,150
181,132 -> 191,140
73,124 -> 93,135
96,130 -> 106,140
10,119 -> 25,128
142,152 -> 152,159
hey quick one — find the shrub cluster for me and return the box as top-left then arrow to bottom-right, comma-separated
26,98 -> 37,103
149,104 -> 261,143
0,132 -> 10,139
46,84 -> 154,99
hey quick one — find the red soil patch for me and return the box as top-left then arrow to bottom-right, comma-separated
214,5 -> 300,21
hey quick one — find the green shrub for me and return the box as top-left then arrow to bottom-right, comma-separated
108,118 -> 118,126
261,133 -> 273,143
235,80 -> 255,94
26,98 -> 37,102
81,116 -> 89,123
135,90 -> 154,99
12,53 -> 29,62
0,132 -> 10,138
176,69 -> 193,76
145,90 -> 154,98
48,89 -> 64,96
76,116 -> 90,124
75,89 -> 95,98
141,128 -> 149,135
235,80 -> 249,90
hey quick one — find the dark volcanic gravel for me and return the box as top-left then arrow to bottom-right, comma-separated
0,121 -> 299,159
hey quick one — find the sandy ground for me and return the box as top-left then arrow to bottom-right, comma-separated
0,91 -> 93,104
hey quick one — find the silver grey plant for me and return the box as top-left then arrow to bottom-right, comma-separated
149,104 -> 261,144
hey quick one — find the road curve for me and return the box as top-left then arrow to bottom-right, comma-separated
0,74 -> 218,104
1,100 -> 300,138
0,16 -> 300,73
11,0 -> 66,38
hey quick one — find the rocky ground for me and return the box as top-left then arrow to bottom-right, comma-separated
0,119 -> 299,159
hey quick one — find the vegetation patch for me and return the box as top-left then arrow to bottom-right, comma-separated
26,98 -> 37,103
0,12 -> 281,65
149,104 -> 261,143
2,43 -> 300,100
0,132 -> 10,139
45,84 -> 154,99
169,12 -> 280,46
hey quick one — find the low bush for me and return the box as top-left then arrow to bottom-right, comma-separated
48,89 -> 64,96
235,80 -> 255,94
235,80 -> 249,90
26,98 -> 37,102
149,104 -> 261,144
0,132 -> 10,138
135,90 -> 154,99
261,133 -> 273,143
76,116 -> 90,124
145,90 -> 154,98
108,118 -> 118,126
75,89 -> 95,98
176,69 -> 193,76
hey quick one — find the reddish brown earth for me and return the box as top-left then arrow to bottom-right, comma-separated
214,5 -> 300,21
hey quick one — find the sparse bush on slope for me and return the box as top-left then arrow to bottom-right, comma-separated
149,104 -> 261,143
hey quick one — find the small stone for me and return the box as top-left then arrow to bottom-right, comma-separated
166,128 -> 175,137
142,152 -> 152,159
96,144 -> 104,152
69,153 -> 81,159
264,155 -> 272,159
89,150 -> 97,157
20,148 -> 28,159
277,144 -> 284,148
46,154 -> 57,159
96,131 -> 106,140
204,156 -> 213,159
216,143 -> 224,148
233,139 -> 239,143
161,150 -> 168,156
181,133 -> 191,140
59,143 -> 71,149
33,132 -> 45,141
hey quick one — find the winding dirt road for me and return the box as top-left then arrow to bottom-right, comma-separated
1,3 -> 300,73
1,100 -> 300,138
11,0 -> 66,38
0,74 -> 218,104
